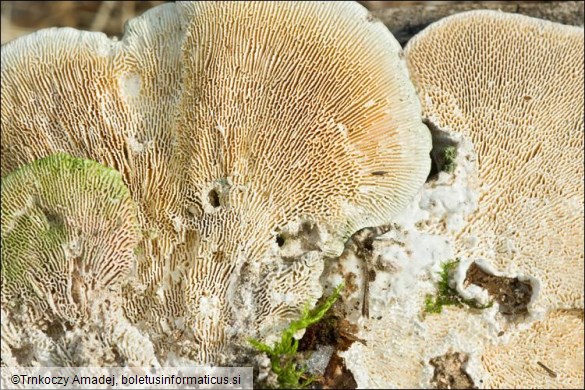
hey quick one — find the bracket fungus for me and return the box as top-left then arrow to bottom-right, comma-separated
404,10 -> 584,311
1,2 -> 431,365
320,10 -> 584,389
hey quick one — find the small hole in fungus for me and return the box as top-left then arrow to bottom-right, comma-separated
208,189 -> 220,208
276,235 -> 285,247
363,238 -> 374,252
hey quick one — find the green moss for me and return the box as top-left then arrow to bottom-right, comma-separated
424,259 -> 492,314
249,284 -> 343,389
442,146 -> 457,173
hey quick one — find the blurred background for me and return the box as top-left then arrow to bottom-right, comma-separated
1,1 -> 584,45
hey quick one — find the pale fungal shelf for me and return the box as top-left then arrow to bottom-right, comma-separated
1,1 -> 431,368
1,154 -> 155,367
1,2 -> 583,389
324,9 -> 583,389
405,10 -> 584,312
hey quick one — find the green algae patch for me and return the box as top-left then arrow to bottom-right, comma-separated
1,153 -> 140,322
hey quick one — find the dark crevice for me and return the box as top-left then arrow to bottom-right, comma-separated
208,189 -> 220,208
322,353 -> 358,389
45,320 -> 66,342
12,344 -> 35,366
299,221 -> 321,249
297,300 -> 361,389
277,220 -> 323,257
110,345 -> 126,366
425,119 -> 459,181
465,262 -> 533,316
344,223 -> 397,318
275,234 -> 285,247
44,210 -> 63,228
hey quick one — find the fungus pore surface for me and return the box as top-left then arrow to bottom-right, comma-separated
405,10 -> 584,311
1,2 -> 430,364
1,153 -> 140,325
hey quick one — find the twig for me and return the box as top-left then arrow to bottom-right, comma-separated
348,223 -> 397,318
537,361 -> 558,379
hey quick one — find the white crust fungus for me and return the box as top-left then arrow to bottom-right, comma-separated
176,1 -> 431,254
405,10 -> 584,311
481,310 -> 584,389
324,155 -> 488,387
326,13 -> 585,382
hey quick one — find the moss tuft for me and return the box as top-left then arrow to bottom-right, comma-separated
442,146 -> 457,173
424,259 -> 492,314
249,284 -> 343,389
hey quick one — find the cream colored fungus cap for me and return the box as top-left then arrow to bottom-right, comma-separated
405,10 -> 584,310
1,1 -> 431,363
